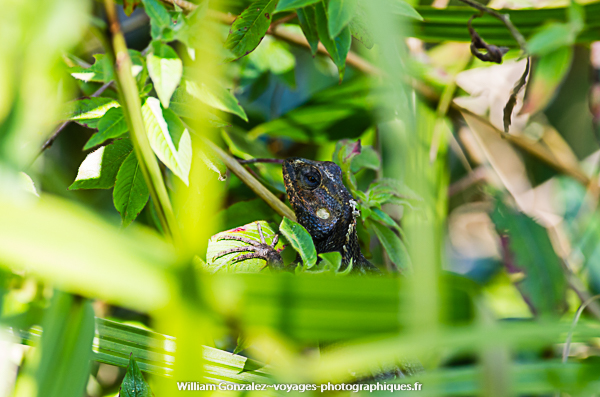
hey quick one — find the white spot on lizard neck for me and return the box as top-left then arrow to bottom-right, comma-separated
317,208 -> 330,219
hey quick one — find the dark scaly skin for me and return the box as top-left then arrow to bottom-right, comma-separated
282,157 -> 379,274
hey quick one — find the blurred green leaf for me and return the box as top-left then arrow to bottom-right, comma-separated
120,355 -> 153,397
315,0 -> 351,81
390,0 -> 422,21
147,41 -> 182,108
67,97 -> 120,129
527,23 -> 575,57
328,0 -> 358,39
297,6 -> 320,55
224,0 -> 280,61
69,138 -> 133,190
280,217 -> 317,268
522,46 -> 573,115
370,221 -> 411,272
275,0 -> 320,12
113,152 -> 150,228
0,194 -> 173,310
349,2 -> 374,49
141,97 -> 192,185
491,199 -> 567,317
13,292 -> 94,397
84,107 -> 128,150
205,221 -> 284,273
181,79 -> 248,121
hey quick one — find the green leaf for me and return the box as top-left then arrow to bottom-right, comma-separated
113,152 -> 150,228
205,221 -> 284,273
297,6 -> 319,55
141,97 -> 192,185
67,97 -> 120,129
522,46 -> 573,115
70,54 -> 113,83
224,0 -> 280,61
13,292 -> 95,397
279,217 -> 317,268
314,0 -> 351,81
527,23 -> 575,56
370,221 -> 411,272
351,145 -> 380,172
370,208 -> 401,232
147,41 -> 182,108
119,355 -> 153,397
84,107 -> 128,150
69,139 -> 133,190
390,0 -> 422,20
182,79 -> 248,121
349,2 -> 374,49
142,0 -> 171,28
327,0 -> 358,39
491,199 -> 567,317
275,0 -> 319,12
317,251 -> 343,272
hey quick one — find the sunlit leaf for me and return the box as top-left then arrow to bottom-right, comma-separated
84,107 -> 128,150
69,139 -> 133,190
224,0 -> 280,61
147,41 -> 182,108
141,97 -> 192,185
113,152 -> 150,228
327,0 -> 358,39
67,97 -> 120,129
280,217 -> 317,268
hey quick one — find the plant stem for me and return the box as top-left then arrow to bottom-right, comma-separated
103,0 -> 181,244
201,137 -> 296,221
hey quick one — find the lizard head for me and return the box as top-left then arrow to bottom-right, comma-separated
282,157 -> 354,241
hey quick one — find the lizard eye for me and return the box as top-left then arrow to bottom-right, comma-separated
302,169 -> 321,189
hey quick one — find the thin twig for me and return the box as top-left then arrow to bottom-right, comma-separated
238,158 -> 284,164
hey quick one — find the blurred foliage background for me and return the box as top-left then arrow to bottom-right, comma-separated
2,0 -> 600,396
